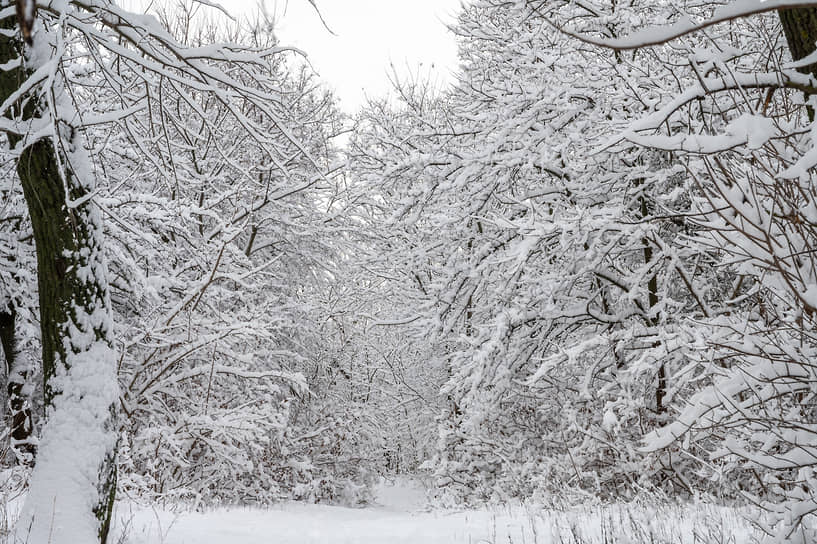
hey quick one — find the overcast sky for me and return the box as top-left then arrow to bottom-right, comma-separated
276,1 -> 462,112
146,0 -> 463,112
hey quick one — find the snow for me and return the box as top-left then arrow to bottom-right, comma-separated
562,0 -> 817,50
602,408 -> 618,432
5,0 -> 817,540
13,343 -> 119,544
804,285 -> 817,311
93,480 -> 758,544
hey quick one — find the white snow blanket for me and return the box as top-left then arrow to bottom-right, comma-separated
110,479 -> 755,544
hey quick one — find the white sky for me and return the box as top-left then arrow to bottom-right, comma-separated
131,1 -> 463,112
268,1 -> 462,112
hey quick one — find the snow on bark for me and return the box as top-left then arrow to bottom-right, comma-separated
5,3 -> 120,541
15,344 -> 118,543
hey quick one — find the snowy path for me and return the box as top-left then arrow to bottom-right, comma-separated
116,479 -> 516,544
117,502 -> 531,544
112,480 -> 755,544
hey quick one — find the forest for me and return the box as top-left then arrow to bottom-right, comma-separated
2,0 -> 817,542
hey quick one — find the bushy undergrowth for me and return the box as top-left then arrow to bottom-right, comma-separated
529,502 -> 755,544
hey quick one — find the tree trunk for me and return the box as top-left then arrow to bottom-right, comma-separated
779,8 -> 817,78
779,7 -> 817,119
0,303 -> 35,464
0,4 -> 119,543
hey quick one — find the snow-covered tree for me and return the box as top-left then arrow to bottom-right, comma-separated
0,0 -> 343,540
349,0 -> 728,504
566,0 -> 817,539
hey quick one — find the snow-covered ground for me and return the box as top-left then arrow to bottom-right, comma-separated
109,479 -> 758,544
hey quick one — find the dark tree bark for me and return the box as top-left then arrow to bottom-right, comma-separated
779,7 -> 817,119
0,303 -> 35,464
0,4 -> 117,542
779,8 -> 817,78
